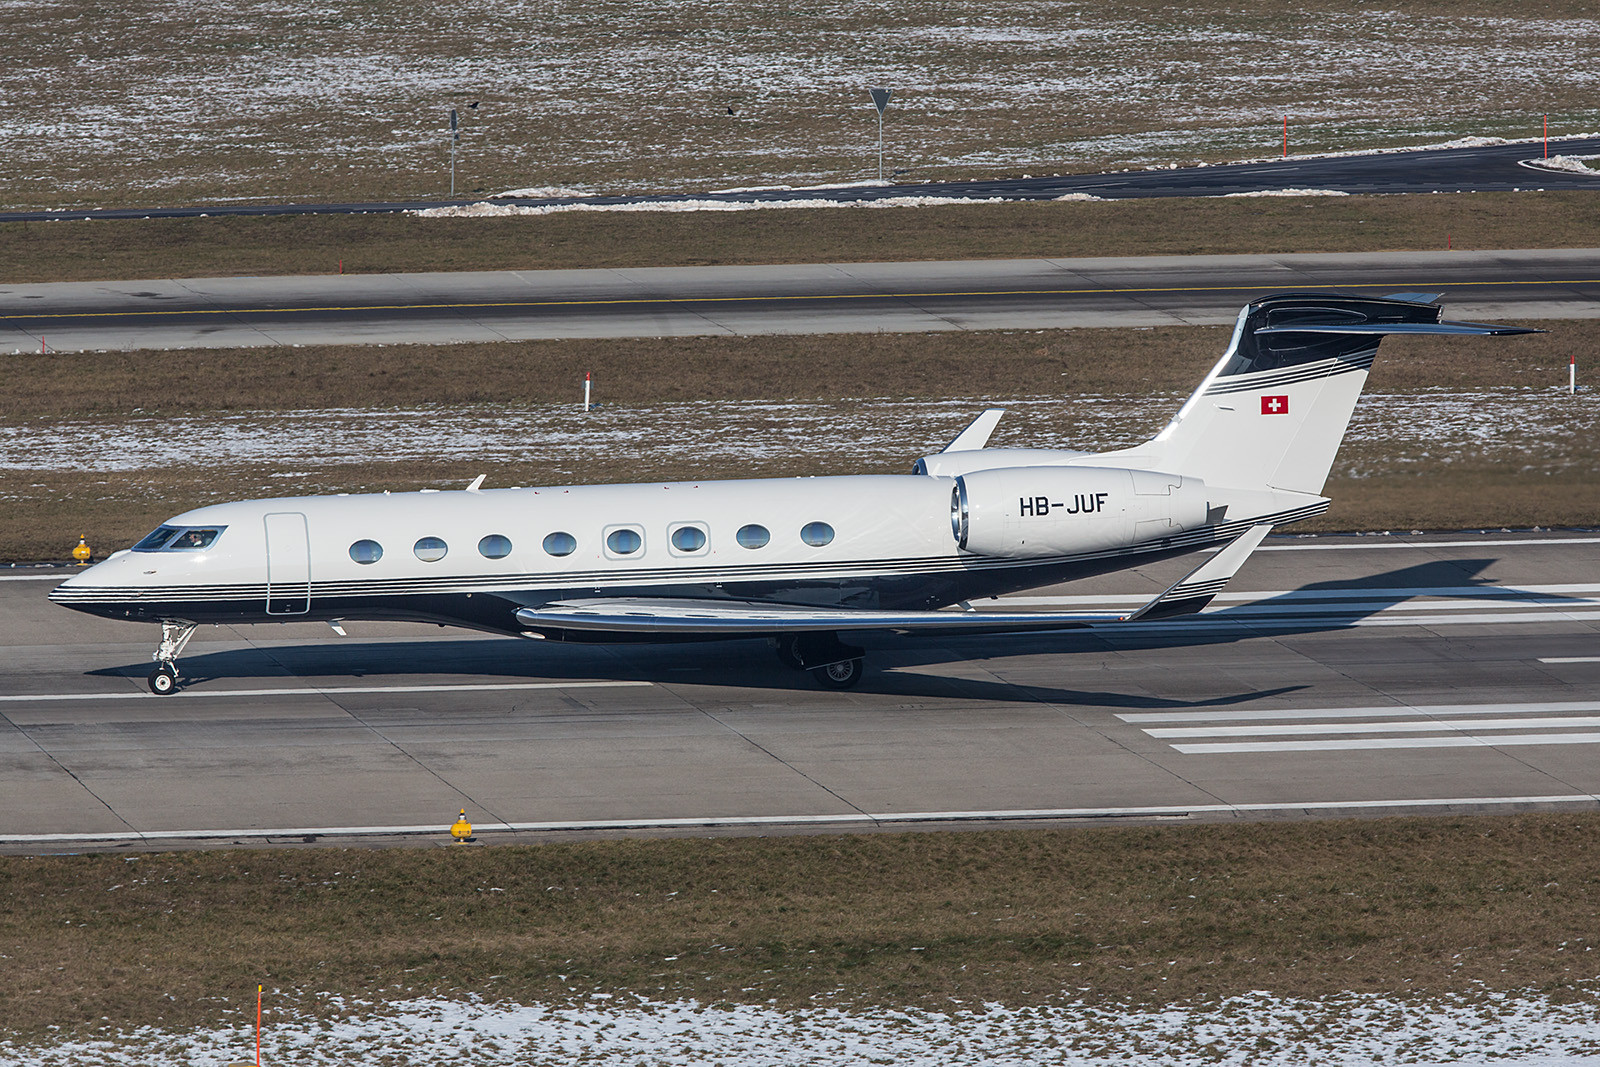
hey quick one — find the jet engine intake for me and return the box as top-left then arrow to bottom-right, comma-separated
953,466 -> 1208,558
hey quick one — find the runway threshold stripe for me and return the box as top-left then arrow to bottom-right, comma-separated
7,794 -> 1599,845
1148,715 -> 1600,738
0,680 -> 653,703
1174,732 -> 1600,754
1121,699 -> 1600,725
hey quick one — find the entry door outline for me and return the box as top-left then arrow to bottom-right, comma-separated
264,512 -> 311,615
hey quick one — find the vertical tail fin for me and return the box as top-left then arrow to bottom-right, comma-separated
1133,294 -> 1537,494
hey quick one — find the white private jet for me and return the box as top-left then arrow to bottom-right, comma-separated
51,293 -> 1534,694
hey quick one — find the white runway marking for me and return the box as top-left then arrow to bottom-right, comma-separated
1120,699 -> 1600,724
1127,699 -> 1600,755
4,794 -> 1597,846
1149,715 -> 1600,737
0,680 -> 653,703
1541,656 -> 1600,663
1173,732 -> 1600,754
1256,536 -> 1600,551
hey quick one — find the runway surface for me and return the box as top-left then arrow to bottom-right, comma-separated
6,248 -> 1597,352
3,137 -> 1598,222
5,531 -> 1600,852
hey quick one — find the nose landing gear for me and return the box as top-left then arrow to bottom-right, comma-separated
147,621 -> 196,695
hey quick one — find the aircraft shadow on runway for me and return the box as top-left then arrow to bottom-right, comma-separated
89,557 -> 1544,708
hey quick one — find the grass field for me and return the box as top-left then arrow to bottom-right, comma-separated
2,815 -> 1598,1040
3,319 -> 1592,561
5,0 -> 1599,209
6,191 -> 1600,283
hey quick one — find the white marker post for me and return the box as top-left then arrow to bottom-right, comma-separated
1571,352 -> 1577,394
449,109 -> 459,196
868,88 -> 892,181
584,371 -> 592,412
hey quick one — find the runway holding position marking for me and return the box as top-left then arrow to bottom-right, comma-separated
3,249 -> 1597,352
3,531 -> 1600,850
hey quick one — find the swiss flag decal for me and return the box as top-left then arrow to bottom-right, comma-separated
1260,394 -> 1289,415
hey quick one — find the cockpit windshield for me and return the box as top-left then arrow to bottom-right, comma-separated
133,526 -> 181,551
133,526 -> 225,552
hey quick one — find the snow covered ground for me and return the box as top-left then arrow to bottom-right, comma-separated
5,989 -> 1600,1066
3,0 -> 1599,206
0,390 -> 1592,480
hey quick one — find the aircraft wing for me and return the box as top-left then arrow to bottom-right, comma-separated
514,524 -> 1276,637
516,598 -> 1110,636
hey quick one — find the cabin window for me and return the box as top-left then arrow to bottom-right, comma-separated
736,524 -> 769,549
801,521 -> 835,547
413,536 -> 449,563
349,539 -> 383,565
134,526 -> 181,551
606,527 -> 643,556
669,524 -> 707,554
542,531 -> 577,557
478,534 -> 513,559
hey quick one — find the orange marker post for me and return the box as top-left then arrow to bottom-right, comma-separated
256,984 -> 262,1066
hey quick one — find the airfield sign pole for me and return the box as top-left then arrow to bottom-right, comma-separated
869,88 -> 892,181
449,109 -> 459,197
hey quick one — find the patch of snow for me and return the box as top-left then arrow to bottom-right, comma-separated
489,185 -> 596,199
1219,188 -> 1351,198
1,391 -> 1589,479
1519,154 -> 1600,175
412,194 -> 1009,217
6,989 -> 1600,1066
1051,192 -> 1104,202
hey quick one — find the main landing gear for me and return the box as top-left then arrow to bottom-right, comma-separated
773,633 -> 866,690
147,621 -> 196,695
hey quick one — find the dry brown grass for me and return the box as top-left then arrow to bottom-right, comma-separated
0,316 -> 1583,419
6,192 -> 1600,283
3,815 -> 1599,1038
5,0 -> 1598,209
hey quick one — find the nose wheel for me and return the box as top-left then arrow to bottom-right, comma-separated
147,621 -> 196,695
148,663 -> 179,695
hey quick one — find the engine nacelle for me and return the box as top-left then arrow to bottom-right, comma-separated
953,466 -> 1209,558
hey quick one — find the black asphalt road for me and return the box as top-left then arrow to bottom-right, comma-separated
4,250 -> 1596,352
3,137 -> 1597,223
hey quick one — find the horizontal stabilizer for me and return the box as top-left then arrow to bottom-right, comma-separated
1255,321 -> 1542,337
1382,292 -> 1442,304
1127,523 -> 1273,622
942,408 -> 1006,453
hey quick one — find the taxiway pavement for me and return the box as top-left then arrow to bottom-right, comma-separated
5,531 -> 1600,852
4,248 -> 1597,353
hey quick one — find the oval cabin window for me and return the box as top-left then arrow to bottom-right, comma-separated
542,531 -> 577,557
478,534 -> 513,559
413,536 -> 448,563
800,522 -> 835,547
736,524 -> 769,549
671,525 -> 707,553
606,528 -> 643,556
349,539 -> 383,565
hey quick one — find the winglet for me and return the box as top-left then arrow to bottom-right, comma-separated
466,474 -> 486,493
941,408 -> 1005,453
1126,524 -> 1273,622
